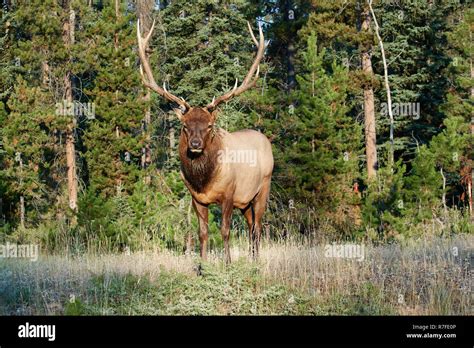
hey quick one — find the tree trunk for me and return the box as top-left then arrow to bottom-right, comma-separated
368,0 -> 394,168
19,195 -> 25,228
18,153 -> 25,228
114,0 -> 124,193
469,59 -> 473,217
361,5 -> 378,180
137,0 -> 155,185
441,167 -> 447,214
114,0 -> 120,51
41,60 -> 50,86
63,4 -> 78,213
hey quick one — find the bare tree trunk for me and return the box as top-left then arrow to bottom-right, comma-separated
113,0 -> 124,194
19,196 -> 25,228
283,0 -> 296,91
65,126 -> 77,211
63,4 -> 78,214
361,5 -> 378,180
468,173 -> 473,217
142,99 -> 152,186
137,0 -> 155,185
469,59 -> 473,217
368,0 -> 394,168
41,60 -> 50,86
114,0 -> 120,51
17,153 -> 25,228
441,167 -> 447,214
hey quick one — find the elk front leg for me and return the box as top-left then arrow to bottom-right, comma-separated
221,199 -> 234,264
192,198 -> 209,261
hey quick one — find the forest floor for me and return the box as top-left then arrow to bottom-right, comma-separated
0,235 -> 472,315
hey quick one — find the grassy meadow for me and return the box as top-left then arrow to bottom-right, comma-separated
0,234 -> 471,316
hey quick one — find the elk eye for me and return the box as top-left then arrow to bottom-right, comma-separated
208,125 -> 213,129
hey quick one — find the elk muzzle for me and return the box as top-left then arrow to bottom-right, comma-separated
189,138 -> 203,153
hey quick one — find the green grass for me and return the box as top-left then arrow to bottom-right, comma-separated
80,262 -> 318,315
0,261 -> 393,315
0,235 -> 471,315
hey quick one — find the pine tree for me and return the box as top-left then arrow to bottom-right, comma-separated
0,2 -> 15,227
298,1 -> 381,181
80,0 -> 147,196
1,0 -> 66,227
2,79 -> 57,227
370,0 -> 456,153
146,0 -> 263,173
432,4 -> 473,214
282,33 -> 362,227
154,0 -> 256,106
1,0 -> 99,225
254,0 -> 313,91
384,3 -> 472,230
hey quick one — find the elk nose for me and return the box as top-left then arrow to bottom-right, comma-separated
190,139 -> 202,149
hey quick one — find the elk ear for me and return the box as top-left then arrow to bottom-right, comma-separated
174,108 -> 185,122
210,109 -> 219,124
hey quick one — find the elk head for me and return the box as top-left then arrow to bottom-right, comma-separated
136,19 -> 265,156
177,107 -> 217,154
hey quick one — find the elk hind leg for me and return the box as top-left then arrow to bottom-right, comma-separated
221,199 -> 233,264
241,204 -> 255,256
251,178 -> 271,259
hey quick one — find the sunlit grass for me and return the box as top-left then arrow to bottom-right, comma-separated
0,235 -> 471,315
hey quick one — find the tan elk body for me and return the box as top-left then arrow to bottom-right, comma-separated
137,20 -> 273,263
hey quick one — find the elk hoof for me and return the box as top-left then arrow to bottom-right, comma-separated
194,263 -> 203,276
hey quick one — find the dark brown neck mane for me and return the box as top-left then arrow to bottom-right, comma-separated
179,130 -> 222,193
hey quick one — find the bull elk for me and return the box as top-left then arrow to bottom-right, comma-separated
137,19 -> 273,263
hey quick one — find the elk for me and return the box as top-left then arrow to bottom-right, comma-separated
137,19 -> 273,263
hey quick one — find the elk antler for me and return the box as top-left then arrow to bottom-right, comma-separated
206,21 -> 265,110
137,19 -> 190,111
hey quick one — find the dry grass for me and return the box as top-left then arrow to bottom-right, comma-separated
0,235 -> 472,315
257,235 -> 472,315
